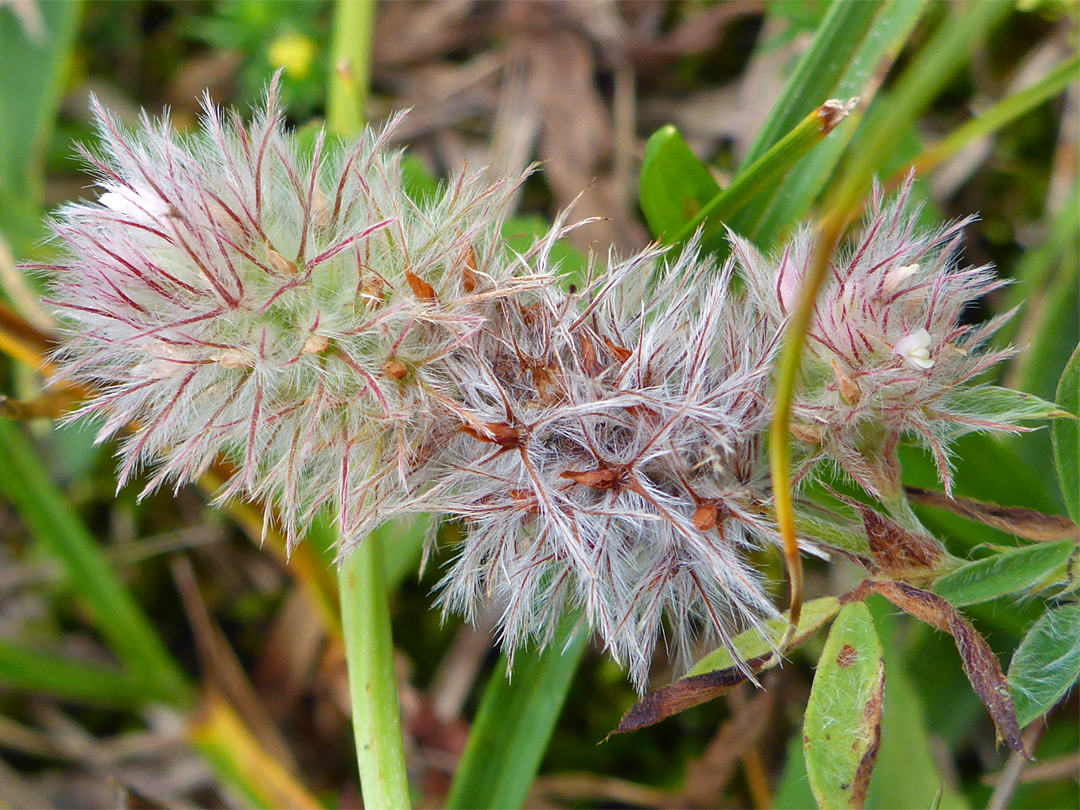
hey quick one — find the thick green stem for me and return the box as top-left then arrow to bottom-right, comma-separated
327,0 -> 377,137
339,537 -> 411,809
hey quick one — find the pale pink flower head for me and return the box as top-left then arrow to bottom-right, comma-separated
739,176 -> 1020,497
42,80 -> 530,547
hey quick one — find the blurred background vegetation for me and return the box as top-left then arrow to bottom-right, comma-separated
0,1 -> 1076,808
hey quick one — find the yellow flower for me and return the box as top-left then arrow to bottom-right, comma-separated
268,33 -> 317,80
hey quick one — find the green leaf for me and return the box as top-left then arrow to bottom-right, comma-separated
932,540 -> 1076,607
738,0 -> 883,170
446,619 -> 587,810
0,638 -> 156,706
0,422 -> 190,706
639,125 -> 721,241
686,596 -> 840,676
933,384 -> 1065,436
0,1 -> 82,200
1008,603 -> 1080,728
804,601 -> 886,809
1053,344 -> 1080,523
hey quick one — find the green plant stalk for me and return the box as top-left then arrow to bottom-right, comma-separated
446,619 -> 588,810
0,420 -> 191,706
671,102 -> 854,249
339,538 -> 411,810
910,52 -> 1080,179
327,0 -> 377,137
326,2 -> 412,805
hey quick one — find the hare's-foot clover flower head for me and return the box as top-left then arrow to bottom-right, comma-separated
43,79 -> 532,547
425,240 -> 793,690
739,175 -> 1017,497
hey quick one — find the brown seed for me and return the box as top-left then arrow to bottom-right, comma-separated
561,467 -> 622,491
406,270 -> 437,301
692,502 -> 721,531
265,245 -> 298,275
462,244 -> 478,293
789,422 -> 824,445
360,271 -> 385,308
830,358 -> 861,405
604,337 -> 633,364
460,421 -> 524,449
382,359 -> 408,380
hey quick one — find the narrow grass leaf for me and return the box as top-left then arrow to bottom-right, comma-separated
639,125 -> 721,241
1052,344 -> 1080,523
0,421 -> 190,706
1008,603 -> 1080,728
189,692 -> 324,810
671,101 -> 856,251
748,0 -> 928,245
912,52 -> 1080,178
446,619 -> 587,810
803,601 -> 885,810
0,638 -> 160,706
932,540 -> 1076,607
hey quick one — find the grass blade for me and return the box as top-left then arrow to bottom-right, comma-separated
911,52 -> 1080,178
0,421 -> 190,706
750,0 -> 928,245
0,638 -> 161,705
446,621 -> 588,810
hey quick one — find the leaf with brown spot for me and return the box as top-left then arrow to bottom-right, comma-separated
905,486 -> 1080,542
803,601 -> 884,810
405,270 -> 437,301
867,580 -> 1026,756
847,499 -> 949,582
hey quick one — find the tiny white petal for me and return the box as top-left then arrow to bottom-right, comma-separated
883,263 -> 919,293
895,328 -> 935,369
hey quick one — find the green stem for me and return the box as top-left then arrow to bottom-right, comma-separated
326,2 -> 411,805
327,0 -> 378,137
339,537 -> 411,809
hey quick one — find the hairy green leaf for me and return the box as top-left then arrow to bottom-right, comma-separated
933,540 -> 1076,607
686,596 -> 840,676
1008,603 -> 1080,727
804,601 -> 885,809
1053,345 -> 1080,523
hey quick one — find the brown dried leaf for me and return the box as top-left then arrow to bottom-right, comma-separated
460,420 -> 524,449
848,500 -> 948,583
867,580 -> 1026,756
611,654 -> 771,735
905,486 -> 1080,542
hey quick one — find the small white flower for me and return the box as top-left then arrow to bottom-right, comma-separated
895,328 -> 935,369
99,184 -> 172,223
882,263 -> 919,293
